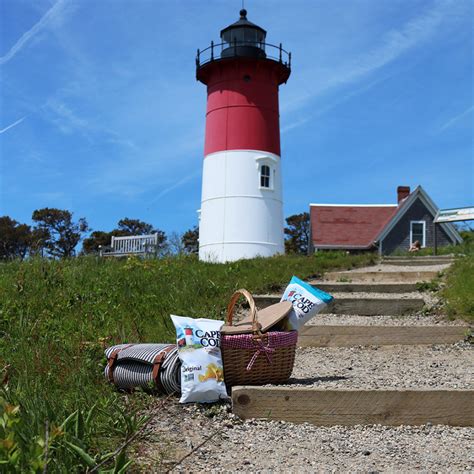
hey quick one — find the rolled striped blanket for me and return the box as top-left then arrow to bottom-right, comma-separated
104,343 -> 181,394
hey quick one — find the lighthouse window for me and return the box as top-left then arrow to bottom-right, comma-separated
260,165 -> 271,188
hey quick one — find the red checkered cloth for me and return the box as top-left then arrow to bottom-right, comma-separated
221,331 -> 298,371
221,331 -> 297,349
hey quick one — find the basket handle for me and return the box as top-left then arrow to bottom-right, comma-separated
226,289 -> 262,335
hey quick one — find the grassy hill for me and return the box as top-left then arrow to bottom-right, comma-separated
0,252 -> 375,471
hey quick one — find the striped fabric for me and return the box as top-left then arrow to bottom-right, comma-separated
104,343 -> 181,394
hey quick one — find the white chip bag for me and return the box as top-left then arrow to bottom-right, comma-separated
280,276 -> 334,331
171,315 -> 228,403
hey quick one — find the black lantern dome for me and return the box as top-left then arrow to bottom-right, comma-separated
220,9 -> 267,58
196,9 -> 291,85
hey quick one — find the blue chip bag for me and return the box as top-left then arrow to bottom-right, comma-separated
280,276 -> 333,331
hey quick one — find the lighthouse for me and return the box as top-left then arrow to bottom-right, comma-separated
196,9 -> 291,262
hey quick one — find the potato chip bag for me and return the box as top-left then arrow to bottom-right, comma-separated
171,315 -> 228,403
280,276 -> 333,331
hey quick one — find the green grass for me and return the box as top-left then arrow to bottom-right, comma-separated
442,250 -> 474,323
0,251 -> 375,470
389,243 -> 466,257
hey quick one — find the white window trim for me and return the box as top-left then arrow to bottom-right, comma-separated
260,164 -> 271,189
255,156 -> 276,191
410,220 -> 426,247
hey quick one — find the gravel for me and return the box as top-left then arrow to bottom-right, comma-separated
131,261 -> 473,472
345,263 -> 452,273
306,313 -> 469,326
134,396 -> 474,473
331,291 -> 424,299
288,343 -> 473,389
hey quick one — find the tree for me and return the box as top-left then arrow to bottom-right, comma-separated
29,227 -> 50,257
0,216 -> 32,260
167,231 -> 185,255
116,218 -> 154,235
32,208 -> 89,258
82,231 -> 112,255
182,226 -> 199,254
284,212 -> 310,254
81,218 -> 168,255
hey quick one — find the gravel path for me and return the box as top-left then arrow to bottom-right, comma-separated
132,260 -> 473,472
330,291 -> 424,299
343,263 -> 451,273
134,397 -> 474,473
288,343 -> 473,389
306,313 -> 469,326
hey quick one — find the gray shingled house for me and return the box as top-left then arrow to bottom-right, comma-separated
310,186 -> 463,255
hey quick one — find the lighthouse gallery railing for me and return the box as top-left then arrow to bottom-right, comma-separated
196,41 -> 291,69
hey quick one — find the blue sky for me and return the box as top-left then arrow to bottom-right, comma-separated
1,0 -> 473,237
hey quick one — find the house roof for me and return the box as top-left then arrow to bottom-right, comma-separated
310,186 -> 463,249
377,186 -> 463,245
310,204 -> 398,249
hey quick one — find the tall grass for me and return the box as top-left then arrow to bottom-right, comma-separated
390,242 -> 468,257
442,245 -> 474,323
0,252 -> 374,470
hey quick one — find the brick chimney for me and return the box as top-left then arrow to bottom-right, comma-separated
397,186 -> 410,203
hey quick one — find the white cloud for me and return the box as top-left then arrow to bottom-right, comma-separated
0,0 -> 69,66
0,116 -> 26,134
151,171 -> 201,203
439,105 -> 474,131
43,99 -> 89,135
281,116 -> 311,134
282,0 -> 456,118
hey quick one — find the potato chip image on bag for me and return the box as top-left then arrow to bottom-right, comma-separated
171,315 -> 229,403
280,276 -> 333,331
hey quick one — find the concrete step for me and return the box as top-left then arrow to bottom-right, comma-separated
324,270 -> 440,283
253,295 -> 425,316
309,282 -> 419,293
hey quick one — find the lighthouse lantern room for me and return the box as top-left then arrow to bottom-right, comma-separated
196,9 -> 291,262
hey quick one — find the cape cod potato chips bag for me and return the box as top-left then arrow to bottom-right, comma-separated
171,315 -> 228,403
280,276 -> 333,331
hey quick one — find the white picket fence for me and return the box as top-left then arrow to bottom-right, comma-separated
100,234 -> 159,257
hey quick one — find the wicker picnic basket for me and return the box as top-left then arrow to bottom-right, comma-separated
220,289 -> 297,388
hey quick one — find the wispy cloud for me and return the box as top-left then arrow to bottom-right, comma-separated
282,74 -> 392,134
43,98 -> 89,135
151,171 -> 201,202
0,0 -> 68,65
333,1 -> 447,86
281,116 -> 311,134
86,125 -> 203,198
439,105 -> 474,131
0,116 -> 27,134
282,0 -> 454,116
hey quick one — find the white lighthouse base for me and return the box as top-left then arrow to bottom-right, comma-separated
199,150 -> 284,263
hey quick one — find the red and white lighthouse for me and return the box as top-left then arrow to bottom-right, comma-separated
196,9 -> 291,262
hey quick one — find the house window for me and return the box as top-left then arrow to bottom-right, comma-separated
410,221 -> 426,247
260,164 -> 271,188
